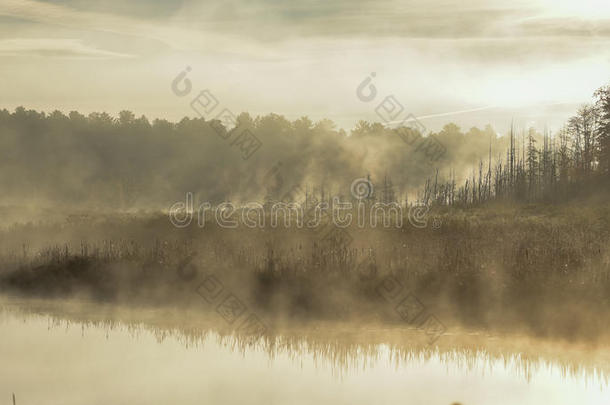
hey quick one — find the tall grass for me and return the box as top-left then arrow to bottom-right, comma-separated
0,204 -> 608,341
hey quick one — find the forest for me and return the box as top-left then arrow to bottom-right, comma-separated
0,83 -> 608,346
1,83 -> 607,215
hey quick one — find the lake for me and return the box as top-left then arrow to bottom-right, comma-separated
0,296 -> 608,405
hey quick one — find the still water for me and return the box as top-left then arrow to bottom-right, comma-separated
0,297 -> 608,405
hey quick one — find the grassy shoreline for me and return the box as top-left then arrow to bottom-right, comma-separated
1,203 -> 609,340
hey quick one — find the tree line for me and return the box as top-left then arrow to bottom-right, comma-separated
417,84 -> 610,206
0,82 -> 608,211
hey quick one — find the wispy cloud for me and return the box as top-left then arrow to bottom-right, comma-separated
0,0 -> 607,133
2,0 -> 609,59
0,0 -> 249,53
0,38 -> 134,58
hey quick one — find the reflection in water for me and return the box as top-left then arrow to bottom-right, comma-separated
0,296 -> 608,405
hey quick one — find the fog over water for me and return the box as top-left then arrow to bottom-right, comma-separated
1,297 -> 609,405
1,1 -> 610,404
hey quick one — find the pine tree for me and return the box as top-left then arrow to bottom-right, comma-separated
526,128 -> 539,199
595,85 -> 610,177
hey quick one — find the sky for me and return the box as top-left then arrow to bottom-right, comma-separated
1,0 -> 609,133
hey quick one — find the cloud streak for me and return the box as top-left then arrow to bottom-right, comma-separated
0,0 -> 231,52
0,38 -> 134,58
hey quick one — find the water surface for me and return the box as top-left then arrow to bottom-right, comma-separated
0,297 -> 608,405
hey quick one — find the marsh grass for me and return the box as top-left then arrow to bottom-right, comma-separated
0,204 -> 608,342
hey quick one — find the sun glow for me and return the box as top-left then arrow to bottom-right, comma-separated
538,0 -> 610,19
